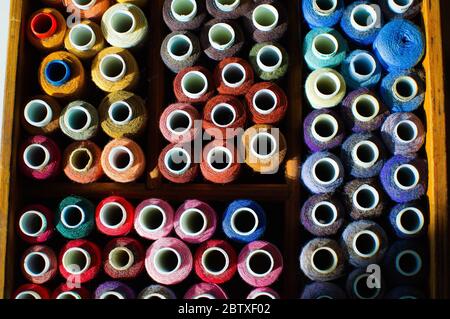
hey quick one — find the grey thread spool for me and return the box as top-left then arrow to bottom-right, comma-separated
343,178 -> 386,220
161,31 -> 201,73
300,282 -> 347,299
299,238 -> 346,282
341,220 -> 388,267
346,267 -> 385,299
200,19 -> 244,61
206,0 -> 253,19
163,0 -> 208,31
59,101 -> 99,141
341,132 -> 386,178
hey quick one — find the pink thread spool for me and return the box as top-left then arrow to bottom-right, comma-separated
184,282 -> 228,299
134,199 -> 175,240
17,204 -> 54,244
159,103 -> 201,144
247,287 -> 280,299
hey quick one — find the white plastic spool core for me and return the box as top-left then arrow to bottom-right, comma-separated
179,208 -> 208,236
110,9 -> 136,34
109,101 -> 133,125
108,146 -> 134,172
171,0 -> 198,22
207,146 -> 233,172
352,184 -> 380,211
153,247 -> 182,274
312,157 -> 340,185
352,230 -> 380,258
246,249 -> 274,277
251,292 -> 277,299
350,4 -> 378,32
388,0 -> 414,14
393,76 -> 418,102
222,62 -> 246,88
62,247 -> 91,275
351,140 -> 379,168
69,23 -> 96,51
164,147 -> 191,175
15,291 -> 42,299
230,208 -> 259,236
19,210 -> 47,238
314,71 -> 341,100
252,89 -> 278,115
351,94 -> 380,122
23,144 -> 50,170
394,164 -> 420,190
395,250 -> 422,277
313,0 -> 338,16
109,247 -> 134,271
394,120 -> 418,143
311,113 -> 339,143
353,274 -> 381,299
71,0 -> 96,10
61,205 -> 85,229
99,202 -> 127,229
166,110 -> 192,135
70,148 -> 93,172
396,207 -> 425,236
312,33 -> 339,59
250,132 -> 277,159
256,45 -> 283,73
144,293 -> 167,299
211,103 -> 236,128
24,252 -> 51,277
252,4 -> 279,32
215,0 -> 240,12
201,247 -> 230,275
311,247 -> 339,274
64,105 -> 92,133
139,205 -> 167,233
350,52 -> 376,81
100,54 -> 127,82
194,294 -> 216,299
56,291 -> 82,299
100,291 -> 125,299
311,201 -> 338,227
181,71 -> 208,99
24,99 -> 53,128
167,34 -> 193,61
208,23 -> 235,51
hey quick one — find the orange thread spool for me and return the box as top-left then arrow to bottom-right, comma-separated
63,0 -> 111,20
21,95 -> 61,135
27,8 -> 66,51
64,20 -> 105,60
200,139 -> 241,184
63,140 -> 104,184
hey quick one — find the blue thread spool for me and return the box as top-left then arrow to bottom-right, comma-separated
373,19 -> 424,72
389,202 -> 426,239
341,50 -> 381,90
44,60 -> 71,86
302,0 -> 344,28
301,151 -> 344,194
303,109 -> 345,152
56,195 -> 95,239
303,27 -> 348,70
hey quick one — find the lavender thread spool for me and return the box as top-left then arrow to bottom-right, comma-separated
389,202 -> 426,239
300,282 -> 346,299
303,109 -> 345,152
301,152 -> 344,194
346,267 -> 385,299
343,178 -> 386,220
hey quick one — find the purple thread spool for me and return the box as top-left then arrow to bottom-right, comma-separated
94,281 -> 135,299
389,202 -> 426,239
301,152 -> 344,194
300,282 -> 346,299
303,109 -> 345,152
343,178 -> 387,220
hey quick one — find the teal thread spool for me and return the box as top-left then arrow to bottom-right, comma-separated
56,195 -> 95,239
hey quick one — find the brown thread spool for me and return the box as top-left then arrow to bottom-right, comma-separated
200,139 -> 241,184
63,140 -> 104,184
242,124 -> 287,174
38,51 -> 86,100
206,0 -> 253,19
214,57 -> 254,96
64,20 -> 105,60
27,8 -> 67,51
117,0 -> 148,8
160,103 -> 202,144
99,91 -> 147,139
174,66 -> 215,104
21,96 -> 61,135
63,0 -> 111,20
158,143 -> 199,183
92,47 -> 140,93
101,138 -> 146,183
245,82 -> 288,124
163,0 -> 208,32
203,95 -> 247,140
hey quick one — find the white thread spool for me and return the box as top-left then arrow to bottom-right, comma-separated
181,71 -> 208,99
256,45 -> 282,73
351,94 -> 380,122
394,164 -> 420,190
312,157 -> 340,185
211,103 -> 236,128
64,105 -> 92,133
349,52 -> 377,81
167,34 -> 193,61
312,33 -> 339,59
246,250 -> 274,278
201,247 -> 230,275
19,210 -> 47,238
352,230 -> 380,258
108,247 -> 135,271
69,23 -> 96,51
311,113 -> 339,143
166,110 -> 192,135
108,146 -> 135,172
100,54 -> 127,82
351,140 -> 380,168
179,208 -> 208,236
138,205 -> 167,233
252,89 -> 278,115
313,0 -> 338,16
310,247 -> 339,274
221,62 -> 246,88
252,4 -> 279,32
171,0 -> 198,22
395,207 -> 425,236
23,144 -> 50,171
108,101 -> 133,125
153,247 -> 182,274
388,0 -> 414,14
24,99 -> 53,128
311,201 -> 338,227
208,23 -> 235,51
62,247 -> 91,275
164,147 -> 191,175
99,202 -> 127,230
207,146 -> 233,172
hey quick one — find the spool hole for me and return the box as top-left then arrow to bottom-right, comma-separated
140,206 -> 166,232
312,202 -> 337,226
253,4 -> 278,30
209,23 -> 235,49
251,133 -> 276,158
315,73 -> 339,97
100,54 -> 126,81
247,250 -> 273,277
399,208 -> 423,234
313,159 -> 338,184
314,0 -> 337,12
211,103 -> 236,127
354,187 -> 378,210
352,5 -> 376,28
15,292 -> 41,299
253,89 -> 277,114
110,10 -> 135,34
395,121 -> 417,143
100,203 -> 126,228
165,148 -> 190,174
31,13 -> 56,38
109,102 -> 132,124
24,100 -> 52,127
62,248 -> 90,274
109,247 -> 133,270
154,248 -> 181,274
70,148 -> 92,171
355,143 -> 377,165
222,63 -> 245,87
66,107 -> 90,131
20,211 -> 46,237
208,147 -> 232,171
394,76 -> 418,101
231,208 -> 258,235
353,95 -> 378,121
45,60 -> 70,85
182,71 -> 208,97
70,24 -> 95,49
258,46 -> 282,70
180,209 -> 207,236
24,252 -> 48,276
168,34 -> 192,59
311,248 -> 337,273
313,34 -> 338,56
202,248 -> 228,274
61,205 -> 85,228
351,53 -> 376,78
24,144 -> 49,169
109,146 -> 133,171
395,165 -> 419,190
354,274 -> 380,299
354,231 -> 378,257
396,250 -> 421,276
312,114 -> 338,141
171,0 -> 196,18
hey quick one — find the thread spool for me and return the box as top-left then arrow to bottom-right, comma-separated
200,140 -> 241,184
99,91 -> 147,139
102,3 -> 148,49
184,283 -> 228,299
174,200 -> 217,244
65,20 -> 105,60
385,286 -> 425,299
163,0 -> 208,31
95,196 -> 134,236
303,109 -> 345,152
39,51 -> 85,99
380,0 -> 422,20
246,82 -> 288,125
158,143 -> 199,183
103,237 -> 145,279
303,27 -> 348,70
135,199 -> 175,240
342,220 -> 388,267
380,70 -> 425,112
341,132 -> 386,178
145,237 -> 193,285
214,57 -> 254,96
242,124 -> 287,174
389,202 -> 426,239
301,152 -> 344,194
341,50 -> 382,90
244,2 -> 288,43
206,0 -> 252,19
92,47 -> 139,93
60,101 -> 99,141
249,42 -> 288,81
200,19 -> 244,61
22,96 -> 61,136
52,284 -> 90,299
346,267 -> 385,299
373,19 -> 424,72
20,245 -> 58,284
341,89 -> 389,133
194,240 -> 237,284
247,288 -> 281,300
343,178 -> 386,220
13,284 -> 50,299
160,103 -> 201,144
300,194 -> 345,237
305,68 -> 346,109
380,155 -> 427,203
300,238 -> 346,282
27,8 -> 66,51
203,95 -> 247,139
300,282 -> 346,299
138,285 -> 177,299
56,195 -> 95,239
340,1 -> 383,46
94,281 -> 135,299
20,135 -> 61,180
222,199 -> 266,243
302,0 -> 344,28
101,138 -> 146,183
63,0 -> 111,20
59,239 -> 102,284
384,240 -> 425,285
17,205 -> 54,244
237,241 -> 283,287
42,0 -> 64,8
174,66 -> 215,104
63,140 -> 103,184
161,31 -> 201,73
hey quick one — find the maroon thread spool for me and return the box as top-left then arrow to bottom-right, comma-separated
103,237 -> 145,279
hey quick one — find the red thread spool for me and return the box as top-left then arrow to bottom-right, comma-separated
200,139 -> 241,184
194,240 -> 237,284
245,82 -> 288,124
31,12 -> 58,39
27,8 -> 66,51
173,66 -> 215,104
103,237 -> 145,279
13,284 -> 50,299
52,284 -> 90,299
203,95 -> 247,139
160,103 -> 202,144
158,143 -> 199,183
63,0 -> 111,20
20,245 -> 58,284
134,198 -> 175,240
184,283 -> 228,299
174,200 -> 217,244
17,204 -> 54,244
59,239 -> 101,284
19,135 -> 61,180
214,57 -> 254,96
95,196 -> 134,236
63,140 -> 104,184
